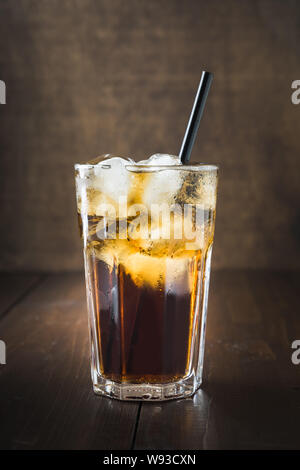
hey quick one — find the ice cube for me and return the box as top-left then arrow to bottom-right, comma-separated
76,154 -> 135,216
92,154 -> 135,202
136,154 -> 183,206
165,257 -> 194,295
137,153 -> 181,166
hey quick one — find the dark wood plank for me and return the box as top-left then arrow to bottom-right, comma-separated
0,273 -> 40,318
0,273 -> 139,450
134,270 -> 300,450
246,270 -> 300,389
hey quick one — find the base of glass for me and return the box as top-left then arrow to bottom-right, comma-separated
92,373 -> 201,401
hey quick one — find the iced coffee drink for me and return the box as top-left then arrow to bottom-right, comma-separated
75,153 -> 218,401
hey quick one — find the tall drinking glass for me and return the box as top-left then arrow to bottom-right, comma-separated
75,156 -> 218,401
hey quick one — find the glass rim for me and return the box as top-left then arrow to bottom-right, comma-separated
74,162 -> 219,173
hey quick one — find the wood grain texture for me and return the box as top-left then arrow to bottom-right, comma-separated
0,274 -> 40,319
0,270 -> 300,450
0,1 -> 300,271
0,273 -> 139,450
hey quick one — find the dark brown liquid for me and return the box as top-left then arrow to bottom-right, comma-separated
88,253 -> 200,383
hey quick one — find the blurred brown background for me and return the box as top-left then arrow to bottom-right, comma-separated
0,0 -> 299,271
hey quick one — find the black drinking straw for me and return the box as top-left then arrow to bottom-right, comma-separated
179,71 -> 213,164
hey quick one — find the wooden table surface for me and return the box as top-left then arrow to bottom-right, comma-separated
0,270 -> 299,450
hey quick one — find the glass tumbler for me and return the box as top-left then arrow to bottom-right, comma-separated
75,159 -> 218,401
